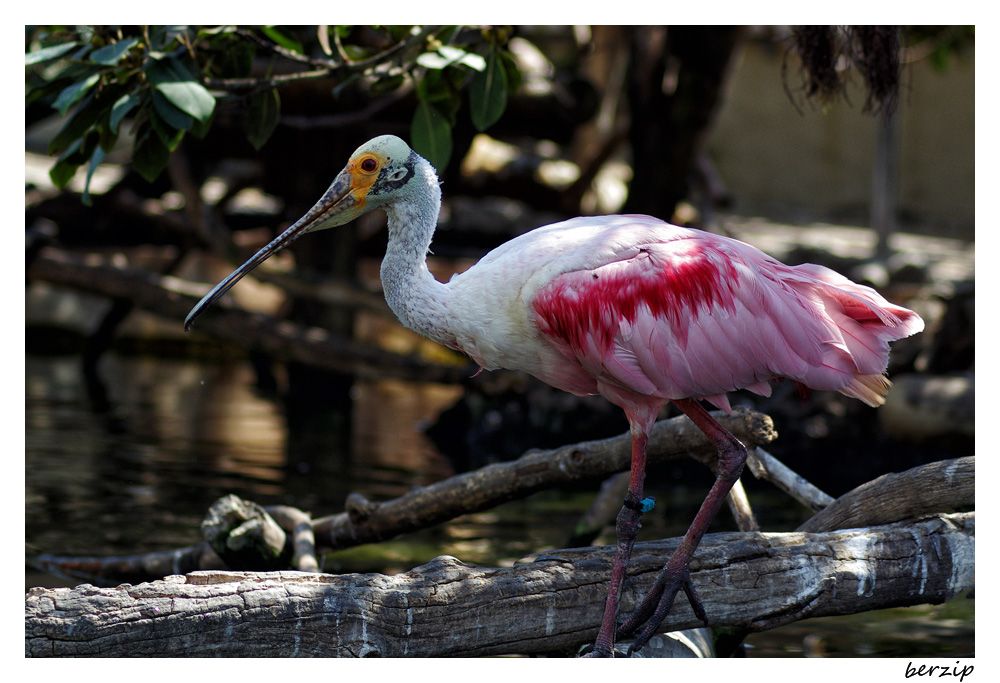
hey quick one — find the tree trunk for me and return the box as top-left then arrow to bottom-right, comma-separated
624,26 -> 742,222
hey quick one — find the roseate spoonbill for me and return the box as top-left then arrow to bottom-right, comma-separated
185,135 -> 924,656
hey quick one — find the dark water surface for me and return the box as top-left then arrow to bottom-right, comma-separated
25,352 -> 973,657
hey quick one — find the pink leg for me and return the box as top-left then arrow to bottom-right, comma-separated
586,423 -> 650,657
616,398 -> 748,654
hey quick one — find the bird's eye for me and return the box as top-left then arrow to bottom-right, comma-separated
360,157 -> 379,173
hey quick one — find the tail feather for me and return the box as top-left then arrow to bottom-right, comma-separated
841,373 -> 892,407
788,262 -> 923,404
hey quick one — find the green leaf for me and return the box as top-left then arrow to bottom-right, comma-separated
25,42 -> 78,66
146,57 -> 216,123
48,132 -> 97,189
48,94 -> 101,155
197,26 -> 236,38
417,70 -> 453,104
49,139 -> 82,188
152,91 -> 193,131
370,74 -> 405,96
90,37 -> 139,65
189,110 -> 214,139
499,50 -> 523,93
411,100 -> 452,171
417,51 -> 453,70
109,92 -> 140,134
148,26 -> 190,51
150,108 -> 186,152
440,45 -> 486,71
49,158 -> 80,188
262,26 -> 304,54
132,128 -> 170,182
243,88 -> 281,150
81,146 -> 106,206
215,37 -> 255,78
52,73 -> 100,115
469,49 -> 508,131
38,60 -> 92,87
417,46 -> 486,72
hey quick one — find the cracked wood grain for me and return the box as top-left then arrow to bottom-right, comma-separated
798,456 -> 974,533
25,512 -> 973,657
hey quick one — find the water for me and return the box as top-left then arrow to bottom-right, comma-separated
24,352 -> 973,656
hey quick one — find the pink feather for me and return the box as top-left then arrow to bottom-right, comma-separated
531,219 -> 923,410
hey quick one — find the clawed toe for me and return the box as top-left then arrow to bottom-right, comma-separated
618,570 -> 709,654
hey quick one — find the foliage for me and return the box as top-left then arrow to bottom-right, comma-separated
25,25 -> 519,200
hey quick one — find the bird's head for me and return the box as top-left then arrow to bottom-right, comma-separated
309,134 -> 422,227
184,135 -> 421,331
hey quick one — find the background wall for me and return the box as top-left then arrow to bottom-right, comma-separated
708,39 -> 974,239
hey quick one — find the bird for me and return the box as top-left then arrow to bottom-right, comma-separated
185,134 -> 925,656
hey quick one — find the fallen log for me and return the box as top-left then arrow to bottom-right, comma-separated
25,512 -> 974,657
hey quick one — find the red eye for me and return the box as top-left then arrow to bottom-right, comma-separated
360,157 -> 378,173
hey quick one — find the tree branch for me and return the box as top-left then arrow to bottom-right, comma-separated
313,410 -> 776,549
27,247 -> 472,384
798,456 -> 974,533
204,26 -> 438,92
746,446 -> 835,512
25,513 -> 974,657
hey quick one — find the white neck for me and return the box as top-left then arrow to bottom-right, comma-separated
379,160 -> 454,347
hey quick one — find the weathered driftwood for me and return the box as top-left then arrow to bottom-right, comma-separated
724,479 -> 759,532
27,247 -> 472,384
798,456 -> 974,533
25,512 -> 974,657
267,506 -> 320,573
202,496 -> 288,570
709,456 -> 974,658
313,409 -> 776,549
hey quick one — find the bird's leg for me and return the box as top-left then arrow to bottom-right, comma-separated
586,422 -> 651,657
616,398 -> 748,654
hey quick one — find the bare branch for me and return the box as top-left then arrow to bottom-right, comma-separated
204,26 -> 438,92
235,28 -> 339,69
266,506 -> 320,573
725,479 -> 759,532
31,543 -> 223,586
313,410 -> 777,550
746,446 -> 835,512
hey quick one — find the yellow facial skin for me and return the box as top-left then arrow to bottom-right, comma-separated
347,152 -> 387,208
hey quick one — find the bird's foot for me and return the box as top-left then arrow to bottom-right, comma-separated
578,642 -> 629,658
616,566 -> 709,656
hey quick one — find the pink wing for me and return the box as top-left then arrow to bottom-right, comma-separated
531,232 -> 923,411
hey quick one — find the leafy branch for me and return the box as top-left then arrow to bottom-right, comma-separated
25,25 -> 521,200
